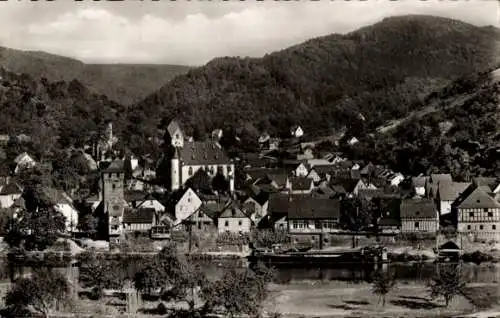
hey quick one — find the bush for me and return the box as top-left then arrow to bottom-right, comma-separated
250,229 -> 289,248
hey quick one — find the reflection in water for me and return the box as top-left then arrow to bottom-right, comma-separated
2,259 -> 500,285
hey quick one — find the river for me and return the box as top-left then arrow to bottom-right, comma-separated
1,258 -> 500,286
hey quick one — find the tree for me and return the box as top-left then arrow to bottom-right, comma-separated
202,263 -> 275,317
134,244 -> 208,312
77,212 -> 98,238
427,265 -> 466,307
5,268 -> 71,318
371,269 -> 396,307
78,251 -> 125,299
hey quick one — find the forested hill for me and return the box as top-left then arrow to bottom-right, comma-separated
132,15 -> 500,142
342,68 -> 500,180
0,47 -> 191,105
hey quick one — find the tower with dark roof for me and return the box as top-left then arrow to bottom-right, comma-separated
101,159 -> 125,242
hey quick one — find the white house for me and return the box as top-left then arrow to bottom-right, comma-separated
45,189 -> 79,233
290,126 -> 304,138
389,173 -> 405,187
294,163 -> 309,177
0,183 -> 23,208
14,152 -> 36,174
169,188 -> 202,225
347,137 -> 359,146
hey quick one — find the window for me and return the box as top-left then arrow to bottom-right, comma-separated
414,222 -> 419,228
225,221 -> 229,227
467,225 -> 471,230
493,225 -> 497,230
188,167 -> 193,176
484,208 -> 489,213
469,212 -> 474,218
488,212 -> 493,217
112,184 -> 116,189
108,173 -> 112,178
480,225 -> 484,230
228,165 -> 232,172
238,220 -> 242,226
188,198 -> 191,203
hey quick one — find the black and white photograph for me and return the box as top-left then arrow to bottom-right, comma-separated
0,0 -> 499,317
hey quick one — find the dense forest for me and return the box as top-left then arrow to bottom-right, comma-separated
131,15 -> 500,144
342,69 -> 500,179
0,47 -> 191,105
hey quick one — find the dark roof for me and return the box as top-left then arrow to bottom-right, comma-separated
0,182 -> 22,195
288,197 -> 340,220
244,168 -> 287,182
400,199 -> 437,219
251,190 -> 269,206
186,168 -> 212,193
268,194 -> 292,215
179,141 -> 231,165
473,177 -> 499,192
311,165 -> 335,175
437,181 -> 471,201
124,190 -> 147,202
455,185 -> 500,209
333,169 -> 361,180
199,202 -> 225,219
266,173 -> 289,187
104,159 -> 125,173
219,201 -> 248,218
329,179 -> 362,194
430,174 -> 452,183
412,176 -> 428,188
123,208 -> 155,224
290,177 -> 313,191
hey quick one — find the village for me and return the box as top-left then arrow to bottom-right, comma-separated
0,119 -> 498,257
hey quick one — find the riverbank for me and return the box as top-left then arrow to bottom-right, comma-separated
265,281 -> 500,317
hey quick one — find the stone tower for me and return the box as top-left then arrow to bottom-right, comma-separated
101,159 -> 125,244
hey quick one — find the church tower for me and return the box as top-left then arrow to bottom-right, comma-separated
101,159 -> 125,244
171,148 -> 181,191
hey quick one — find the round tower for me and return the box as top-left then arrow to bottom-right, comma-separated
171,148 -> 181,191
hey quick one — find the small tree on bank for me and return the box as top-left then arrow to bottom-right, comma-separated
427,265 -> 467,307
371,269 -> 396,307
4,268 -> 71,318
78,251 -> 125,299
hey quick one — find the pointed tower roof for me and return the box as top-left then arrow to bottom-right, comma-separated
167,120 -> 184,137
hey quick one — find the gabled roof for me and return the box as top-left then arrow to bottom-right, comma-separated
248,190 -> 269,206
455,185 -> 500,209
199,202 -> 225,220
310,165 -> 335,175
400,199 -> 437,219
179,141 -> 231,165
186,168 -> 212,193
0,182 -> 22,195
123,208 -> 155,224
329,178 -> 362,194
104,159 -> 125,173
290,177 -> 313,191
333,170 -> 361,180
287,197 -> 340,220
219,201 -> 249,218
14,152 -> 33,164
438,181 -> 471,201
265,173 -> 289,188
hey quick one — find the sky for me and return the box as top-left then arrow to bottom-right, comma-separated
0,0 -> 498,66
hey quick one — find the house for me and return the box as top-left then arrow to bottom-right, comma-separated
307,165 -> 335,184
426,174 -> 453,198
166,120 -> 235,193
377,199 -> 401,234
242,190 -> 269,225
292,162 -> 309,177
288,177 -> 314,194
400,199 -> 439,233
167,188 -> 203,225
211,129 -> 223,141
290,125 -> 304,138
122,208 -> 157,233
412,176 -> 428,197
388,173 -> 405,187
218,201 -> 252,233
187,201 -> 221,232
347,137 -> 359,145
136,194 -> 166,214
43,188 -> 79,233
287,197 -> 341,249
454,185 -> 500,241
473,177 -> 500,194
436,181 -> 471,216
13,152 -> 36,174
329,178 -> 371,198
0,182 -> 23,208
